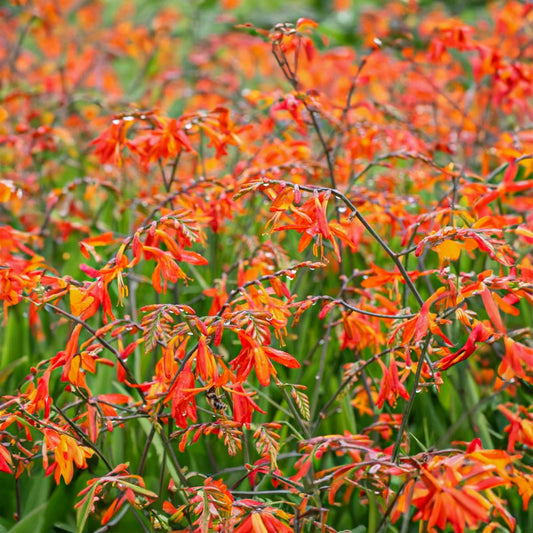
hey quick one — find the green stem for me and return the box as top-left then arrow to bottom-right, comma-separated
392,334 -> 432,463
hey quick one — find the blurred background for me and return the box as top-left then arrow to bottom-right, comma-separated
127,0 -> 492,49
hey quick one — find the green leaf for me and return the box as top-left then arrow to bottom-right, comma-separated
76,482 -> 100,533
9,503 -> 47,533
0,356 -> 28,386
114,480 -> 158,499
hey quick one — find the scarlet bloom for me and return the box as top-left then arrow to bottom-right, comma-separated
376,353 -> 409,408
0,444 -> 13,474
230,330 -> 299,386
231,382 -> 266,427
167,362 -> 198,428
90,120 -> 131,165
25,369 -> 52,417
390,287 -> 454,347
437,321 -> 492,370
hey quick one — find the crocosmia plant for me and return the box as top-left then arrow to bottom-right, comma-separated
0,0 -> 532,531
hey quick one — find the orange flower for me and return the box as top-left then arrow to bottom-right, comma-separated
390,287 -> 454,347
498,405 -> 533,452
497,336 -> 533,383
195,336 -> 219,381
90,119 -> 131,165
127,116 -> 194,165
230,330 -> 299,386
393,451 -> 512,533
234,504 -> 293,533
273,190 -> 355,261
43,429 -> 94,484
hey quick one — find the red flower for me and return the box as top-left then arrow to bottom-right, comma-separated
437,322 -> 492,371
231,383 -> 266,427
